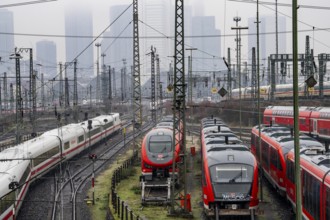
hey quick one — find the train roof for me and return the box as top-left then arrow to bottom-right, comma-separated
205,137 -> 242,145
265,105 -> 314,112
204,132 -> 238,139
207,150 -> 255,167
201,117 -> 223,123
202,125 -> 231,133
145,127 -> 173,137
0,147 -> 30,197
278,138 -> 323,155
289,147 -> 330,171
207,144 -> 249,152
202,123 -> 228,129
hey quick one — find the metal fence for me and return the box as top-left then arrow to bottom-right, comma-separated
107,150 -> 146,220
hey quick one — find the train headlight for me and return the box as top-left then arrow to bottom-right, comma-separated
280,178 -> 283,183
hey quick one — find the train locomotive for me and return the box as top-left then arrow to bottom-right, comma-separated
201,117 -> 259,219
0,113 -> 121,220
140,117 -> 181,203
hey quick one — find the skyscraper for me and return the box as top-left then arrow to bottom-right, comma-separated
140,0 -> 172,73
248,15 -> 286,68
36,40 -> 57,79
65,6 -> 94,80
191,16 -> 221,72
102,4 -> 133,98
0,9 -> 15,75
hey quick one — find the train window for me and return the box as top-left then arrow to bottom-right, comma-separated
326,187 -> 330,220
261,141 -> 269,169
255,135 -> 260,161
270,147 -> 278,169
149,135 -> 172,153
78,135 -> 84,143
103,121 -> 114,129
33,146 -> 60,167
210,164 -> 253,183
299,119 -> 305,125
0,191 -> 15,214
250,133 -> 255,148
64,141 -> 70,150
89,127 -> 101,137
285,160 -> 294,183
303,172 -> 320,220
18,165 -> 31,194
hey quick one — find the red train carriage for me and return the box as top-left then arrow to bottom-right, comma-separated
201,148 -> 259,219
251,124 -> 323,196
286,147 -> 330,220
140,125 -> 181,204
141,127 -> 180,181
263,106 -> 314,134
310,107 -> 330,141
201,117 -> 259,219
263,106 -> 330,143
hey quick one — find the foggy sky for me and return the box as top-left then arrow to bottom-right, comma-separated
2,0 -> 330,66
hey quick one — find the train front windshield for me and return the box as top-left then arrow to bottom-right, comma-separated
148,135 -> 172,153
210,164 -> 254,200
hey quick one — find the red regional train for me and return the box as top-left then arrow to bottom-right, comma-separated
251,124 -> 330,219
263,106 -> 330,144
286,147 -> 330,220
201,117 -> 259,219
251,124 -> 323,195
140,117 -> 182,204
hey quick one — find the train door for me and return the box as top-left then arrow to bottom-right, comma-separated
312,119 -> 318,136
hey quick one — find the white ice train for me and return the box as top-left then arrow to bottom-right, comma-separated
231,81 -> 330,100
0,113 -> 121,220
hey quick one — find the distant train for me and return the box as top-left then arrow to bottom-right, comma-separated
263,105 -> 330,143
200,116 -> 259,219
140,116 -> 182,204
231,81 -> 330,100
0,114 -> 122,220
251,124 -> 330,219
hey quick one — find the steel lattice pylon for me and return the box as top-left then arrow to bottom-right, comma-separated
170,0 -> 190,216
133,0 -> 142,128
150,47 -> 156,124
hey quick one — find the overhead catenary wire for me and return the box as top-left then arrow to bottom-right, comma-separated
0,0 -> 57,8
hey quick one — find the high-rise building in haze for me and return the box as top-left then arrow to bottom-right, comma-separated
140,0 -> 172,73
0,9 -> 15,75
191,16 -> 221,72
101,4 -> 133,98
36,40 -> 57,79
248,15 -> 286,68
65,6 -> 93,80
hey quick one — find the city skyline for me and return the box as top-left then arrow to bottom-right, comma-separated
1,0 -> 330,80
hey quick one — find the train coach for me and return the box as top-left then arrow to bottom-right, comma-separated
201,117 -> 259,219
263,105 -> 330,143
251,124 -> 323,196
140,117 -> 182,204
0,113 -> 121,220
286,147 -> 330,220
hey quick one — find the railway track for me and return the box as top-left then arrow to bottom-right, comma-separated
50,121 -> 152,220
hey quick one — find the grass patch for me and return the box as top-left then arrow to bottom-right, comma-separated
88,149 -> 135,220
